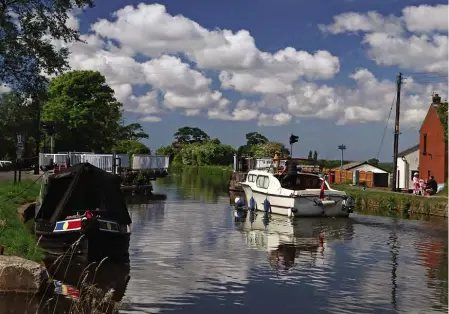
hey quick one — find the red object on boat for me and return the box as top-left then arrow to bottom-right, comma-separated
85,210 -> 93,219
319,179 -> 325,199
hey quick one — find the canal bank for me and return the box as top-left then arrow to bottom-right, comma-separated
0,180 -> 44,261
334,185 -> 448,217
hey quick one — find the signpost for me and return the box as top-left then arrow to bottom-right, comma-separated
15,134 -> 25,183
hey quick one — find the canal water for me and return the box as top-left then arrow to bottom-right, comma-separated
4,168 -> 448,314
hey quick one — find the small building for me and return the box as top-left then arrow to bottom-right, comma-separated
336,161 -> 390,174
419,93 -> 448,184
396,144 -> 419,190
333,161 -> 391,187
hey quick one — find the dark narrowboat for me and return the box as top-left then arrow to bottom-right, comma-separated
35,162 -> 132,264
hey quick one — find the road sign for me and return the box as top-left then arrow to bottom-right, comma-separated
16,134 -> 25,149
16,150 -> 23,159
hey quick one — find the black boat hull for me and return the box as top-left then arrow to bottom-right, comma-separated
36,230 -> 130,264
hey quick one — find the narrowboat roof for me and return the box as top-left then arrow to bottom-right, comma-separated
36,162 -> 131,225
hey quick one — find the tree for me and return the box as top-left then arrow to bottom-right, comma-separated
41,70 -> 122,152
313,151 -> 318,163
245,132 -> 268,146
437,102 -> 448,143
308,150 -> 313,160
156,145 -> 174,156
251,141 -> 289,158
112,140 -> 151,158
0,92 -> 35,159
174,141 -> 235,166
0,0 -> 94,92
368,158 -> 379,166
174,127 -> 210,144
118,123 -> 149,141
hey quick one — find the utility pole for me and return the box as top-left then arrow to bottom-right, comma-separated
338,144 -> 346,183
33,94 -> 41,175
391,72 -> 402,192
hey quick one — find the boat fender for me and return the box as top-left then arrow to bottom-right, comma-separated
287,208 -> 293,217
235,197 -> 244,208
263,199 -> 270,213
249,197 -> 255,211
320,200 -> 337,207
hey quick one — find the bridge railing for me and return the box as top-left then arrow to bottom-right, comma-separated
39,153 -> 169,172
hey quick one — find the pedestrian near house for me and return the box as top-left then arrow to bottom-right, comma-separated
413,173 -> 420,195
425,176 -> 438,196
419,179 -> 426,195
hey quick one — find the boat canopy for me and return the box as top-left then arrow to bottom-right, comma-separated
36,162 -> 132,225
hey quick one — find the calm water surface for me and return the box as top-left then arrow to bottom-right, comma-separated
3,168 -> 447,314
120,168 -> 448,314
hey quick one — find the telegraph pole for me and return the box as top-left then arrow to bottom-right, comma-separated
391,73 -> 402,192
338,144 -> 346,183
33,94 -> 41,175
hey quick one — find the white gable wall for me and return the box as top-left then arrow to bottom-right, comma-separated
397,149 -> 419,190
350,164 -> 388,173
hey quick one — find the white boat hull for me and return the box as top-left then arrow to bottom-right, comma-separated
241,185 -> 351,218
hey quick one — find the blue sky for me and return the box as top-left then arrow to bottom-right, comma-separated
60,0 -> 448,160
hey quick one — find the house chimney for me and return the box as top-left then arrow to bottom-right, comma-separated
432,93 -> 441,106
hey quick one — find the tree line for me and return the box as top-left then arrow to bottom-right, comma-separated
155,129 -> 291,167
0,70 -> 151,161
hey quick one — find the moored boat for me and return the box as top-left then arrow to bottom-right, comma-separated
240,169 -> 355,217
35,162 -> 132,264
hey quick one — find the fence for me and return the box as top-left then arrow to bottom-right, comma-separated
39,153 -> 169,172
330,170 -> 390,188
132,155 -> 169,170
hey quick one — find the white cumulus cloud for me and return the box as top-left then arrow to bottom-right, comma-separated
41,3 -> 449,128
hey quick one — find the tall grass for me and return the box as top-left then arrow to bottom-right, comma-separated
0,180 -> 44,261
36,242 -> 126,314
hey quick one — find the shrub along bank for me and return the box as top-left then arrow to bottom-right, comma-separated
0,181 -> 44,261
334,185 -> 448,217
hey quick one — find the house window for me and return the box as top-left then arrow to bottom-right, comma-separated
423,134 -> 427,155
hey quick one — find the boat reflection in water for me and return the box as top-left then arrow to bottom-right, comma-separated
38,257 -> 130,314
233,206 -> 354,272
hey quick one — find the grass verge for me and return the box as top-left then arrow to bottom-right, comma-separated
332,184 -> 448,217
0,180 -> 44,261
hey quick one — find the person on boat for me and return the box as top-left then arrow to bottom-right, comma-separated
412,173 -> 420,195
282,156 -> 298,188
425,176 -> 438,196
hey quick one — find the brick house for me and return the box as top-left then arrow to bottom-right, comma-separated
419,93 -> 448,184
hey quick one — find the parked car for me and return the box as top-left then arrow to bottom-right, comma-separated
0,160 -> 13,171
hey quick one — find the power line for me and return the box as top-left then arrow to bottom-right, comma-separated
376,94 -> 396,161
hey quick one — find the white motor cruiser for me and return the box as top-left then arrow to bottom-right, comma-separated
240,169 -> 355,218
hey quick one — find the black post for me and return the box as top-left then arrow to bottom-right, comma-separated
33,95 -> 41,175
112,151 -> 117,175
14,160 -> 17,184
18,160 -> 22,183
391,73 -> 402,192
